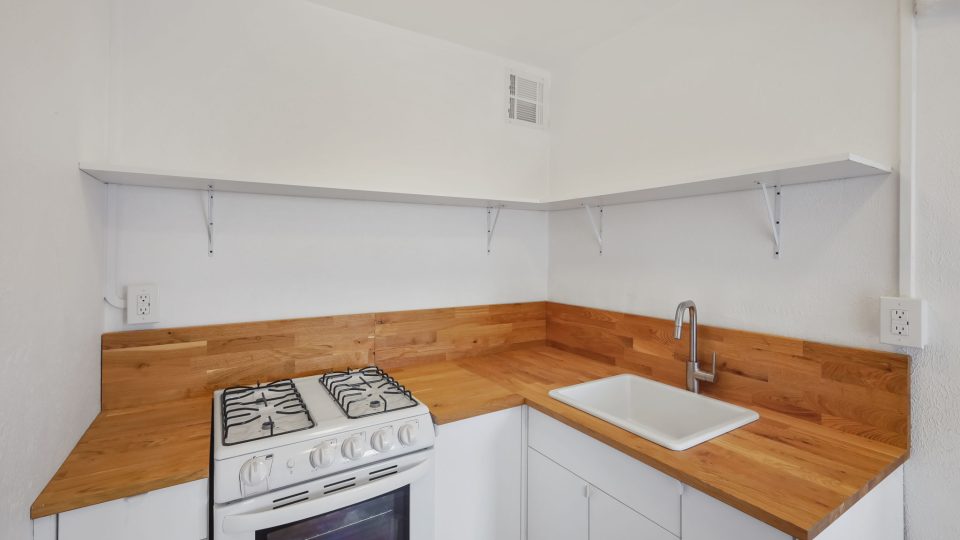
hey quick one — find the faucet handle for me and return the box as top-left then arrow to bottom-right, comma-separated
696,352 -> 718,384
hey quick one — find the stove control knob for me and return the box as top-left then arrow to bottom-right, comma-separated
240,456 -> 272,486
309,443 -> 336,469
371,428 -> 394,453
342,434 -> 365,461
398,422 -> 418,447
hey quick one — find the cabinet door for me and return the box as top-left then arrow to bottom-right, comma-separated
681,486 -> 790,540
435,407 -> 522,540
59,480 -> 208,540
590,488 -> 677,540
528,409 -> 681,535
527,449 -> 588,540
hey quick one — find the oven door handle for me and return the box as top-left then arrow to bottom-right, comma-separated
221,457 -> 431,534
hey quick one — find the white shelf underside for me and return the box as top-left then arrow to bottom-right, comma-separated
80,154 -> 891,211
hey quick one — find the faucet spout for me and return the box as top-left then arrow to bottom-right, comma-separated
673,300 -> 716,393
674,300 -> 696,341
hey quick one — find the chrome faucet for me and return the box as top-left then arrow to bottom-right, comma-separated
674,300 -> 717,394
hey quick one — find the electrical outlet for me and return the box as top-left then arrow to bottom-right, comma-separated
126,284 -> 159,325
880,297 -> 926,348
890,309 -> 909,336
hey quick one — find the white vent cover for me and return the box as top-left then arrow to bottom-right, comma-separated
507,72 -> 544,126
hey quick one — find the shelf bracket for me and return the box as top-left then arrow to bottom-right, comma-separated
759,183 -> 781,258
206,185 -> 215,257
486,206 -> 502,254
582,204 -> 603,254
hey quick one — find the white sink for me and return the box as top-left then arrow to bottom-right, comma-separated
548,374 -> 759,451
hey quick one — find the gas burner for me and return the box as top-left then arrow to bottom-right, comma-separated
220,380 -> 314,446
320,366 -> 419,419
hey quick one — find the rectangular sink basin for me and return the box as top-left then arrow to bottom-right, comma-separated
548,374 -> 759,451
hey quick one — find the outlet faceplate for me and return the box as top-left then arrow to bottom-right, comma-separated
880,297 -> 926,348
126,284 -> 159,325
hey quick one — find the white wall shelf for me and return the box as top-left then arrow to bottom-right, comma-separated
80,154 -> 890,212
79,164 -> 545,211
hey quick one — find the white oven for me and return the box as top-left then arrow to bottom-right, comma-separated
214,449 -> 435,540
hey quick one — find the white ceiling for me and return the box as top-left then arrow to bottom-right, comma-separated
306,0 -> 669,68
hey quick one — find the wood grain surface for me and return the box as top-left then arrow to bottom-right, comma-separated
100,303 -> 544,409
30,397 -> 211,519
397,346 -> 908,540
33,346 -> 907,539
374,302 -> 546,369
546,302 -> 910,448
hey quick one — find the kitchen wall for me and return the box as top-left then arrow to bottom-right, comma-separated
548,0 -> 899,200
0,0 -> 109,538
548,174 -> 899,347
105,185 -> 548,331
908,2 -> 960,538
548,1 -> 960,539
546,0 -> 901,346
107,0 -> 551,202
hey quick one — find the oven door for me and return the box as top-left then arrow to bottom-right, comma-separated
215,450 -> 434,540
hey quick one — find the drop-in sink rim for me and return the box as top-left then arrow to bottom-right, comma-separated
548,374 -> 760,451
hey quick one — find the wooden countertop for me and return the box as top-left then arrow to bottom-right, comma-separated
31,398 -> 212,519
32,346 -> 907,540
396,346 -> 908,540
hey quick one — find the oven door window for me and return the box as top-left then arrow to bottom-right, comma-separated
255,486 -> 410,540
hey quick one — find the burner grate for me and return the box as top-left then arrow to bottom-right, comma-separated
220,379 -> 315,446
320,366 -> 419,419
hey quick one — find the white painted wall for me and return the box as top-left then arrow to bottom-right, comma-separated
549,174 -> 899,347
548,0 -> 899,200
0,0 -> 109,538
105,185 -> 547,331
107,0 -> 551,202
907,3 -> 960,538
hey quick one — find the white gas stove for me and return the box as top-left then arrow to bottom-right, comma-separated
211,367 -> 436,540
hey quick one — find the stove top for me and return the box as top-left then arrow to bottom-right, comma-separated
220,380 -> 315,446
214,366 -> 428,453
320,366 -> 419,419
212,367 -> 435,504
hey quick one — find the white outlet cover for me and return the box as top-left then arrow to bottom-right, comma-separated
880,296 -> 927,348
126,284 -> 159,325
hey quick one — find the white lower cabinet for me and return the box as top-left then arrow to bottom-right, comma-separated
528,409 -> 682,538
435,406 -> 523,540
528,449 -> 588,540
527,448 -> 677,540
58,479 -> 208,540
528,409 -> 681,540
590,488 -> 677,540
527,408 -> 905,540
681,486 -> 790,540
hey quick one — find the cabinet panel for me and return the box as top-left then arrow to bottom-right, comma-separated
59,479 -> 208,540
811,467 -> 903,540
590,489 -> 677,540
681,486 -> 790,540
528,449 -> 588,540
435,407 -> 523,540
528,409 -> 681,535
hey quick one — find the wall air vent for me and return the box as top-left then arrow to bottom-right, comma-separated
507,71 -> 544,127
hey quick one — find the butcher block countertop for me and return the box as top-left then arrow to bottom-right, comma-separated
32,345 -> 907,539
30,397 -> 212,519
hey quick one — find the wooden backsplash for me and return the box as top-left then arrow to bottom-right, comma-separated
101,302 -> 546,409
546,302 -> 910,448
102,300 -> 909,448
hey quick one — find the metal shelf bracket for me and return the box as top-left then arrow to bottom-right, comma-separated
486,206 -> 502,254
759,183 -> 781,258
582,204 -> 604,254
206,185 -> 215,256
